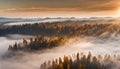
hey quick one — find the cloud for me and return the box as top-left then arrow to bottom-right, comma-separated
0,0 -> 120,12
0,0 -> 120,17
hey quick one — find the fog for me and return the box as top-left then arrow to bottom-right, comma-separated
1,17 -> 120,26
0,17 -> 76,26
0,34 -> 34,55
0,35 -> 120,69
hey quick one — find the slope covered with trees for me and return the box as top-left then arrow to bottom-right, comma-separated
8,35 -> 67,51
2,20 -> 120,69
5,20 -> 120,54
0,20 -> 120,37
40,52 -> 119,69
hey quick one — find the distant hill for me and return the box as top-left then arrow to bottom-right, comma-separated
0,17 -> 120,26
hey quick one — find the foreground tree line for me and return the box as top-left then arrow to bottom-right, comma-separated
8,35 -> 66,51
0,21 -> 120,37
40,52 -> 119,69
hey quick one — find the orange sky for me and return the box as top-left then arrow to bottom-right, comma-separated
0,0 -> 120,17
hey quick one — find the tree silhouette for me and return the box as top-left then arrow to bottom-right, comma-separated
40,52 -> 117,69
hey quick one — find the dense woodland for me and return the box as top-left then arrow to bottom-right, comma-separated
8,35 -> 66,51
6,20 -> 120,54
2,20 -> 120,69
0,20 -> 120,37
40,52 -> 119,69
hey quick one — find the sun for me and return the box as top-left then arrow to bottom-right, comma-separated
117,8 -> 120,17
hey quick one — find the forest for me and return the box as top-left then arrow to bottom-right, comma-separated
0,20 -> 120,38
8,35 -> 67,51
0,0 -> 120,69
1,20 -> 120,69
4,20 -> 120,52
40,52 -> 119,69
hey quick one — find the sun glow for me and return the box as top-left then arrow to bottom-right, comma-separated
117,8 -> 120,17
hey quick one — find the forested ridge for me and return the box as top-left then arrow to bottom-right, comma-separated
5,20 -> 120,53
1,20 -> 120,69
8,35 -> 67,51
0,20 -> 120,37
40,52 -> 119,69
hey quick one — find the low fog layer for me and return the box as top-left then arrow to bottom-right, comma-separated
0,17 -> 76,26
0,36 -> 120,69
0,34 -> 34,55
1,17 -> 120,26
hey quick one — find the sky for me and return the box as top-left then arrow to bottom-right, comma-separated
0,0 -> 120,17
